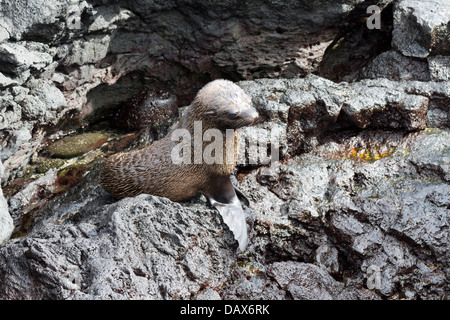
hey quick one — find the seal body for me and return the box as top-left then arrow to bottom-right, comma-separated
100,79 -> 259,250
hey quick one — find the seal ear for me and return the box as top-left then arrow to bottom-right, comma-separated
203,110 -> 215,115
234,186 -> 250,207
207,195 -> 249,252
204,175 -> 249,251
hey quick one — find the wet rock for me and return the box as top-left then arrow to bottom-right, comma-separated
359,50 -> 430,81
32,157 -> 66,175
0,0 -> 85,41
46,132 -> 108,158
193,289 -> 222,300
110,89 -> 178,133
392,0 -> 450,58
234,126 -> 448,299
0,42 -> 52,86
404,128 -> 450,181
87,5 -> 135,33
7,168 -> 58,227
428,55 -> 450,82
317,2 -> 394,83
268,262 -> 377,300
0,161 -> 13,244
0,88 -> 27,131
21,79 -> 67,124
0,193 -> 237,299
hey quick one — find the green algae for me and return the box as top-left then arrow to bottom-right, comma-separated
47,132 -> 108,158
33,158 -> 66,174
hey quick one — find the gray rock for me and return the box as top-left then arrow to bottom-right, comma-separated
405,128 -> 450,181
0,0 -> 449,301
240,76 -> 442,160
0,0 -> 86,41
314,244 -> 340,276
8,168 -> 58,221
22,79 -> 67,124
0,126 -> 32,162
0,124 -> 45,183
62,35 -> 111,66
0,42 -> 52,76
342,81 -> 429,131
87,5 -> 135,33
392,0 -> 450,58
0,77 -> 66,182
193,289 -> 222,300
268,262 -> 376,300
1,78 -> 449,300
0,25 -> 9,43
0,72 -> 19,87
359,50 -> 430,81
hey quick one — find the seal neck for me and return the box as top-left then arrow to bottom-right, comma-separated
177,105 -> 240,173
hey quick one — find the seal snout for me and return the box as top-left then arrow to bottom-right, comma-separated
225,107 -> 259,126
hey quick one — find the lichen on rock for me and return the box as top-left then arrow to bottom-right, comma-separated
46,132 -> 108,158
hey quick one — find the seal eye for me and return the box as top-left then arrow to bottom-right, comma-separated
227,111 -> 240,120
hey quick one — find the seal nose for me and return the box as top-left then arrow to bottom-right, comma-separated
241,108 -> 259,123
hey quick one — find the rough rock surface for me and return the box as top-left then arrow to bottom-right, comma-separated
358,50 -> 431,81
239,75 -> 449,156
0,191 -> 238,299
0,0 -> 449,300
318,0 -> 449,84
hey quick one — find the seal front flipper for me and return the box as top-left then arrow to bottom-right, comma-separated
205,176 -> 249,251
208,195 -> 248,251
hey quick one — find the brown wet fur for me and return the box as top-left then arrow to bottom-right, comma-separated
100,79 -> 259,202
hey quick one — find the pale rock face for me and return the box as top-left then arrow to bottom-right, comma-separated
392,0 -> 450,58
0,0 -> 449,300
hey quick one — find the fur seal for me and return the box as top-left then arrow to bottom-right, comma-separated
100,79 -> 259,250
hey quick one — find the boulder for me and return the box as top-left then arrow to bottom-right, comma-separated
0,192 -> 237,299
0,161 -> 13,244
392,0 -> 450,58
0,0 -> 449,301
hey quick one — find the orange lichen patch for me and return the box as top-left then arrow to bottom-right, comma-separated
345,146 -> 395,162
101,131 -> 142,154
46,132 -> 108,158
2,176 -> 35,198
